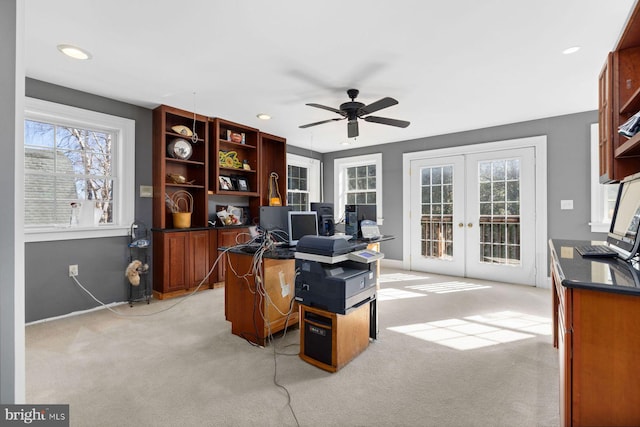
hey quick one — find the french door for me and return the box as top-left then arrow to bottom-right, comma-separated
409,147 -> 536,285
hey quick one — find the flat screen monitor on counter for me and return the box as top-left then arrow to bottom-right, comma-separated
608,172 -> 640,260
259,206 -> 291,243
288,211 -> 318,247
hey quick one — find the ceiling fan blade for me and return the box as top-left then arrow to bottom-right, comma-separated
306,103 -> 346,116
363,116 -> 410,128
358,97 -> 398,116
299,118 -> 344,129
347,120 -> 359,138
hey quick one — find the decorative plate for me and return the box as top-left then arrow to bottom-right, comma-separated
219,150 -> 242,168
167,138 -> 193,160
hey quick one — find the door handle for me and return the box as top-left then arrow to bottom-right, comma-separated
467,222 -> 473,228
458,223 -> 464,228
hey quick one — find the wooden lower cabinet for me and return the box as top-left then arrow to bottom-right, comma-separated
552,263 -> 640,426
153,229 -> 210,299
225,252 -> 298,346
216,227 -> 249,284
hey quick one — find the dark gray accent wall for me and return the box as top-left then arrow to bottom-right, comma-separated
322,111 -> 600,260
25,79 -> 153,322
1,0 -> 22,404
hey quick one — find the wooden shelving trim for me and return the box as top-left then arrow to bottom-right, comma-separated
216,189 -> 259,197
219,139 -> 258,149
619,86 -> 640,115
165,158 -> 206,167
615,132 -> 640,157
165,132 -> 206,143
165,183 -> 205,189
218,166 -> 256,174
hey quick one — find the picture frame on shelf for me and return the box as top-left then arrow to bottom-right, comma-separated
219,175 -> 234,191
235,177 -> 250,192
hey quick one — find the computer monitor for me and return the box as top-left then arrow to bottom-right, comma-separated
259,206 -> 291,243
607,172 -> 640,260
310,202 -> 335,236
288,211 -> 318,246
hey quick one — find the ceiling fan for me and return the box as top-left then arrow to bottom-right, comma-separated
299,89 -> 410,138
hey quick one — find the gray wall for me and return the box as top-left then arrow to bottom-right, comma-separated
22,80 -> 323,323
24,79 -> 153,322
322,111 -> 601,261
1,0 -> 23,404
22,79 -> 599,319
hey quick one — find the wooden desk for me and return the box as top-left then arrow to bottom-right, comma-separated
225,251 -> 298,346
550,239 -> 640,427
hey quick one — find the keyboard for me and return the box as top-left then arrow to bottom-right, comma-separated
575,244 -> 618,258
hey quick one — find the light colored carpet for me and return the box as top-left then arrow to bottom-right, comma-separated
26,268 -> 559,427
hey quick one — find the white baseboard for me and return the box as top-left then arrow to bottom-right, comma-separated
380,258 -> 403,270
26,301 -> 128,326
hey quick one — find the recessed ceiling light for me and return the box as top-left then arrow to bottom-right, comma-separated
562,46 -> 581,55
257,113 -> 271,120
57,44 -> 92,60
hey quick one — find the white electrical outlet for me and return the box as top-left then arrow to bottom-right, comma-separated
560,200 -> 574,210
69,264 -> 78,277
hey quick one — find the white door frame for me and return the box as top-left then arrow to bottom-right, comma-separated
402,135 -> 548,287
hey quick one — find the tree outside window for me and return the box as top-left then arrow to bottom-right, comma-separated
24,120 -> 114,227
346,164 -> 377,205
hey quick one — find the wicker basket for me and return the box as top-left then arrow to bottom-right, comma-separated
170,191 -> 193,229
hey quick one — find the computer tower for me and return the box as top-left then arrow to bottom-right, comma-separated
302,309 -> 333,366
344,204 -> 377,238
310,202 -> 335,236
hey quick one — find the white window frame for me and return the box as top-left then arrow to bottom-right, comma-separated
24,97 -> 135,242
590,123 -> 617,233
287,153 -> 321,209
334,153 -> 383,224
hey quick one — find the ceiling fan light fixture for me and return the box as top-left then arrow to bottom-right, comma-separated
257,113 -> 271,120
299,89 -> 409,139
57,44 -> 92,60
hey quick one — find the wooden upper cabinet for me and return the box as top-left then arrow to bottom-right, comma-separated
152,105 -> 209,228
599,54 -> 614,183
598,2 -> 640,183
209,118 -> 260,199
252,132 -> 287,212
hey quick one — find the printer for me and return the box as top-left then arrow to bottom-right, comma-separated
294,235 -> 380,315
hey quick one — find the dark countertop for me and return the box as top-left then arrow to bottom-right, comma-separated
222,234 -> 395,260
549,239 -> 640,296
224,245 -> 296,259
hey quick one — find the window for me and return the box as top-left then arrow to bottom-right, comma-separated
24,98 -> 135,242
590,123 -> 619,233
334,153 -> 383,224
287,153 -> 320,211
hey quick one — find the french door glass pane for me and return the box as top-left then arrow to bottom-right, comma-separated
478,159 -> 521,265
420,165 -> 454,260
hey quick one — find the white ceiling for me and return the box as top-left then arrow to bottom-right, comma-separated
24,1 -> 636,153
